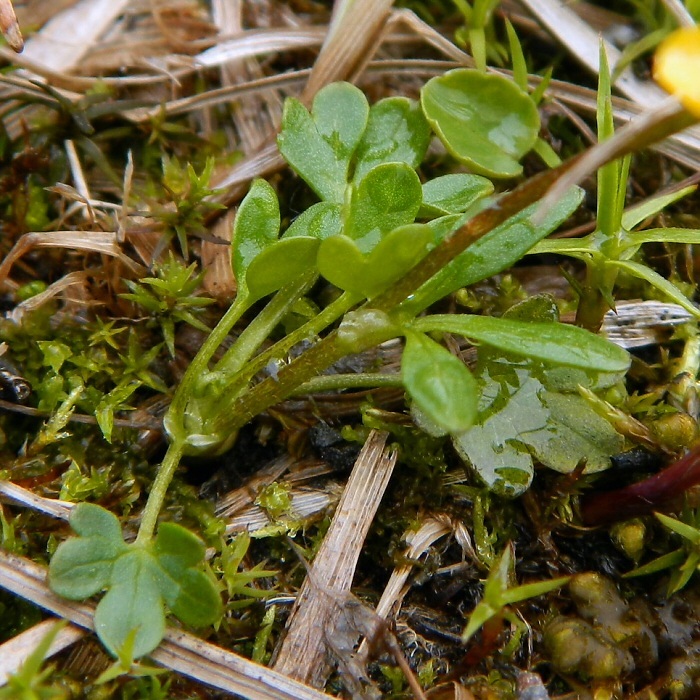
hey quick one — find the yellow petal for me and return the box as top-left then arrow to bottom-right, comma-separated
654,27 -> 700,117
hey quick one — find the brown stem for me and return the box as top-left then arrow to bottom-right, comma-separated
581,445 -> 700,526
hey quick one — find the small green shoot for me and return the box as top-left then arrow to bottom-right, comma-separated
625,509 -> 700,595
463,544 -> 570,643
121,254 -> 214,357
95,627 -> 167,684
528,43 -> 700,331
0,620 -> 68,700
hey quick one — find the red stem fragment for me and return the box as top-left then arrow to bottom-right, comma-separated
581,445 -> 700,526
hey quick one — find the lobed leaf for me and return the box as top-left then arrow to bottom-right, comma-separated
49,503 -> 127,600
453,371 -> 544,497
345,163 -> 423,252
278,83 -> 369,203
421,69 -> 540,178
95,549 -> 165,658
318,224 -> 432,297
353,96 -> 431,183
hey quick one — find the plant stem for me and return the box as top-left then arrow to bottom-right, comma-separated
167,293 -> 252,435
290,372 -> 403,395
135,439 -> 185,544
229,290 -> 362,388
213,272 -> 317,378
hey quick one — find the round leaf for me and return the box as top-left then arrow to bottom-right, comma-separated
402,331 -> 477,434
154,522 -> 205,569
421,69 -> 540,178
166,568 -> 223,627
246,237 -> 320,300
353,96 -> 431,183
420,173 -> 494,217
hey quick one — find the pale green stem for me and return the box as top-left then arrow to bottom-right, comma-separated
135,439 -> 184,545
290,372 -> 403,395
229,290 -> 362,389
167,293 -> 252,431
213,272 -> 318,378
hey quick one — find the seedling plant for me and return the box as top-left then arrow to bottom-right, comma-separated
46,27 -> 700,661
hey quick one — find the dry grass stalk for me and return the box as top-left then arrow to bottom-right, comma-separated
0,618 -> 86,685
0,230 -> 145,291
0,480 -> 74,520
0,549 -> 338,700
0,0 -> 22,52
272,430 -> 397,688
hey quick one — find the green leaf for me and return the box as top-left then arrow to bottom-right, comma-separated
621,184 -> 696,230
606,259 -> 700,317
528,391 -> 624,473
345,163 -> 423,252
655,512 -> 700,544
318,224 -> 433,297
411,315 -> 631,373
421,69 -> 540,178
278,83 -> 369,203
419,173 -> 494,217
153,522 -> 205,568
246,238 -> 320,300
402,331 -> 478,434
49,504 -> 127,600
353,96 -> 431,183
161,567 -> 222,627
233,179 -> 280,296
624,549 -> 685,579
283,202 -> 342,239
403,187 -> 584,315
619,227 -> 700,258
452,361 -> 623,496
152,524 -> 222,627
453,369 -> 544,497
95,549 -> 165,658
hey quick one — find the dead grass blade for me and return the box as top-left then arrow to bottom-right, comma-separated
0,550 -> 338,700
0,481 -> 74,520
272,430 -> 397,688
0,231 -> 145,290
0,0 -> 22,52
0,619 -> 86,685
20,0 -> 131,73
